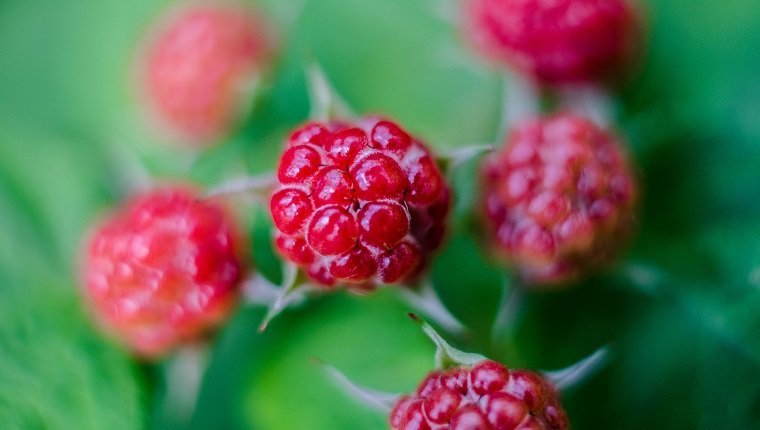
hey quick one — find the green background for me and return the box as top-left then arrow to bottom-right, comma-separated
1,0 -> 759,428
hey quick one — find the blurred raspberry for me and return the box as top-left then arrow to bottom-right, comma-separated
390,360 -> 568,429
139,3 -> 273,143
482,113 -> 637,284
270,118 -> 450,291
83,187 -> 246,357
465,0 -> 640,85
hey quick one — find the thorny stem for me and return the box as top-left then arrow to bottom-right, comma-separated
257,262 -> 314,332
106,139 -> 154,197
163,344 -> 209,423
307,62 -> 355,122
409,314 -> 486,369
314,358 -> 401,413
242,272 -> 285,305
490,275 -> 524,348
499,72 -> 541,139
543,346 -> 611,391
439,143 -> 495,172
397,282 -> 467,336
204,172 -> 276,200
556,85 -> 615,127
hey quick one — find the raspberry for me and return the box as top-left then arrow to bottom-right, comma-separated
82,187 -> 246,357
482,113 -> 637,284
139,3 -> 272,143
390,360 -> 568,429
464,0 -> 639,85
270,118 -> 450,291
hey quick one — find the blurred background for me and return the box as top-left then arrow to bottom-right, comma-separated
1,0 -> 759,429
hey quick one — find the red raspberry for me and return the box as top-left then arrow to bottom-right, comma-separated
464,0 -> 640,85
270,118 -> 450,291
82,187 -> 246,357
390,360 -> 568,429
482,113 -> 637,284
139,3 -> 273,143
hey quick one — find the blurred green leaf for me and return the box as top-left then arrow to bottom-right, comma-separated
0,284 -> 145,430
1,0 -> 760,429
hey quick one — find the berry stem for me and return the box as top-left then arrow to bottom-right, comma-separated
162,344 -> 209,423
425,0 -> 457,24
491,276 -> 524,349
409,314 -> 486,369
439,143 -> 495,172
306,62 -> 355,122
397,281 -> 467,335
205,172 -> 276,200
257,262 -> 314,332
542,345 -> 610,391
621,262 -> 666,296
242,272 -> 287,305
314,358 -> 401,412
106,139 -> 154,196
556,85 -> 616,127
498,72 -> 540,139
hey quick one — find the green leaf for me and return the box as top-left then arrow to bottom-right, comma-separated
0,285 -> 145,430
0,122 -> 116,273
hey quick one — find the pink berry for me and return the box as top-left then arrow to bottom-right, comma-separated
417,371 -> 444,398
390,360 -> 567,429
288,123 -> 331,148
139,3 -> 273,143
423,387 -> 462,424
470,360 -> 510,395
328,246 -> 377,282
270,118 -> 450,291
351,153 -> 409,201
464,0 -> 640,85
482,113 -> 637,285
486,393 -> 529,429
441,367 -> 470,394
82,187 -> 246,357
307,206 -> 359,256
270,188 -> 312,235
325,128 -> 368,167
311,167 -> 355,207
274,235 -> 314,265
277,145 -> 322,184
450,405 -> 492,430
390,397 -> 415,429
371,120 -> 412,155
358,202 -> 410,249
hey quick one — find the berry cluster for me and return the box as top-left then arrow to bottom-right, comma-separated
482,114 -> 636,284
82,188 -> 245,357
77,11 -> 644,430
271,118 -> 450,290
465,0 -> 639,84
141,3 -> 272,142
391,360 -> 568,430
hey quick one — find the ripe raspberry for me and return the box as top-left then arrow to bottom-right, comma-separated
390,360 -> 568,429
270,118 -> 450,291
139,3 -> 273,143
464,0 -> 639,85
482,113 -> 637,284
82,187 -> 246,357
